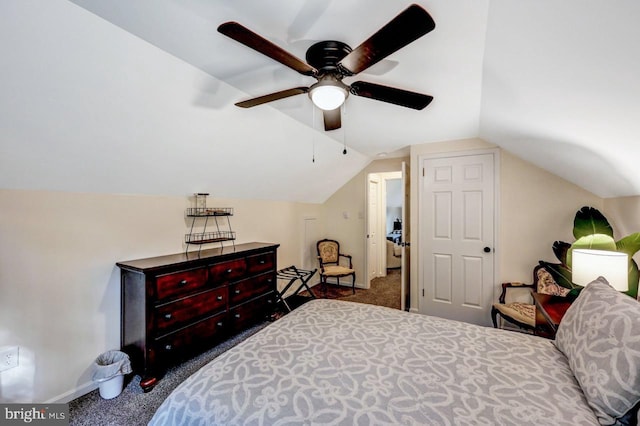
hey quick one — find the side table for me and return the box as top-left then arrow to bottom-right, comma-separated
531,292 -> 573,339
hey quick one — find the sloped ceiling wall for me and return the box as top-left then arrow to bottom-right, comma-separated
480,0 -> 640,197
65,0 -> 489,159
2,0 -> 639,201
0,0 -> 369,203
62,0 -> 640,199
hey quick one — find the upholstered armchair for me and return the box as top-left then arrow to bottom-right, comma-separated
317,239 -> 356,294
491,265 -> 570,331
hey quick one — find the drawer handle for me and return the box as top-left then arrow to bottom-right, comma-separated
179,279 -> 188,286
226,268 -> 233,274
217,322 -> 224,327
217,296 -> 223,301
164,313 -> 172,320
165,344 -> 172,351
234,289 -> 241,295
267,279 -> 273,283
234,313 -> 241,319
259,260 -> 266,264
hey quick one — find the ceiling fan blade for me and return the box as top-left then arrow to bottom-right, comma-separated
218,22 -> 317,76
338,4 -> 435,75
350,81 -> 433,110
323,108 -> 342,131
235,87 -> 309,108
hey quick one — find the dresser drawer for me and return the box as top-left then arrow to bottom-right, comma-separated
247,251 -> 275,275
155,268 -> 208,301
155,312 -> 227,357
229,273 -> 275,306
154,287 -> 227,335
209,259 -> 247,283
229,292 -> 275,332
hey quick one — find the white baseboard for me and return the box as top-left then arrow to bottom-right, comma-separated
46,381 -> 97,403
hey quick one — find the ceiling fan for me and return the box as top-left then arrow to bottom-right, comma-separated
218,4 -> 436,131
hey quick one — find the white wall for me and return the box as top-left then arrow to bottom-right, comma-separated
0,189 -> 322,403
499,150 -> 603,281
604,196 -> 640,242
604,196 -> 640,288
385,178 -> 402,233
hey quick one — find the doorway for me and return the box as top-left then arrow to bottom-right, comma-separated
366,169 -> 407,310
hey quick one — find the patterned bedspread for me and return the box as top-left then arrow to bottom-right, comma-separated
150,299 -> 597,425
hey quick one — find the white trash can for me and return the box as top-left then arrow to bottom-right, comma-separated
92,350 -> 131,399
97,374 -> 125,399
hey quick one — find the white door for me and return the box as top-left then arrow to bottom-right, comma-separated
419,152 -> 496,326
367,175 -> 381,284
401,161 -> 410,311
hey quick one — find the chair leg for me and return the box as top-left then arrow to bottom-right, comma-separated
352,274 -> 355,294
491,307 -> 499,328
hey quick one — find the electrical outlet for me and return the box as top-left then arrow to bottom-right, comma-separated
0,346 -> 19,372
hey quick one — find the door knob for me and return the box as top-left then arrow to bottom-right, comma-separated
483,247 -> 491,253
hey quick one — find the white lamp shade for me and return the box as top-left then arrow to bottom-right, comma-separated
572,249 -> 629,291
310,85 -> 346,110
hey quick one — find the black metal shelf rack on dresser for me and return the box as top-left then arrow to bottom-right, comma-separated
185,206 -> 236,252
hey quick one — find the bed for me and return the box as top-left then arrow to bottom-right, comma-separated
150,278 -> 640,425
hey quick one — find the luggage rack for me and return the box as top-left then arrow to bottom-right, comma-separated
276,266 -> 317,312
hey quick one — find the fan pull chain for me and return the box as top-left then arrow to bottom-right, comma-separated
312,105 -> 316,163
342,103 -> 347,155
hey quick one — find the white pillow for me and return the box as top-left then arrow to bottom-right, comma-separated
555,277 -> 640,425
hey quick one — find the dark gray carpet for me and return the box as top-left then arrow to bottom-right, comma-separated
68,323 -> 268,425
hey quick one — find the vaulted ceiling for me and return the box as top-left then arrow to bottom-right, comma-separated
68,0 -> 488,158
2,0 -> 639,202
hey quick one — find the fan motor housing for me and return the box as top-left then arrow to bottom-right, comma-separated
306,41 -> 352,76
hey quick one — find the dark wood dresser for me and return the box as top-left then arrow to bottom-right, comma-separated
116,242 -> 279,391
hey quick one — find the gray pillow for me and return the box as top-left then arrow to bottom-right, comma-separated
555,277 -> 640,425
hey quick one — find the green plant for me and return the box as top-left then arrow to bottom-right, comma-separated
539,206 -> 640,298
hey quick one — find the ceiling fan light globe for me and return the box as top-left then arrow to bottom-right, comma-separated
310,86 -> 346,110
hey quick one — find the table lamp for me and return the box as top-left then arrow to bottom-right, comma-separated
572,249 -> 629,291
